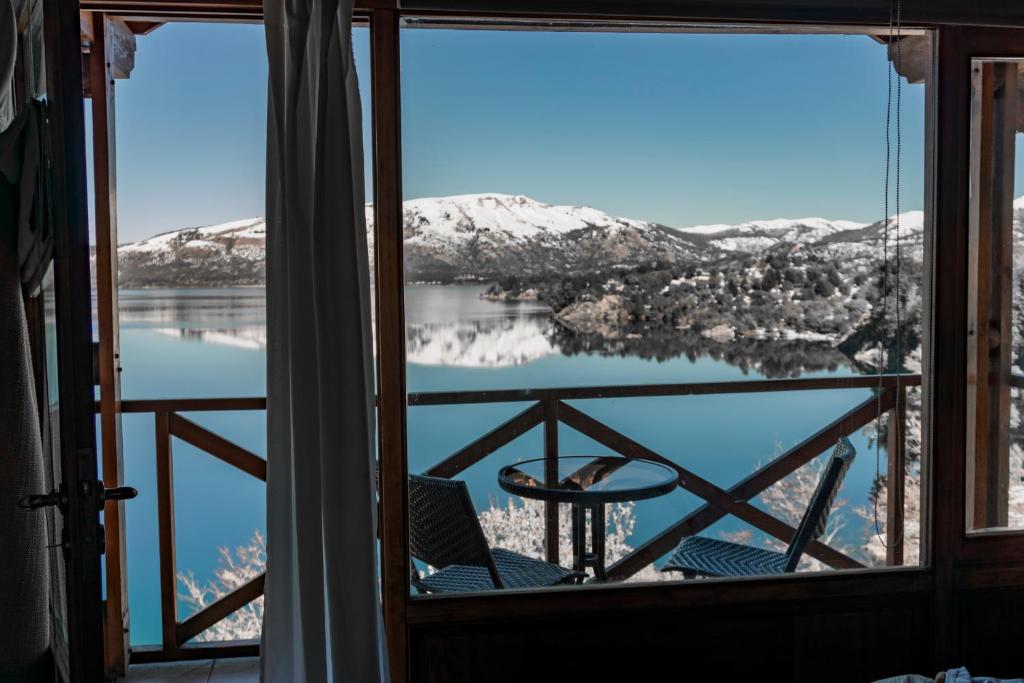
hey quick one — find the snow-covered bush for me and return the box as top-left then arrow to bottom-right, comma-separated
178,530 -> 265,642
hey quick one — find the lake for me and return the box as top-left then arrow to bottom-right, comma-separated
112,285 -> 888,645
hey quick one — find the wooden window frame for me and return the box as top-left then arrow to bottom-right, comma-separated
965,54 -> 1024,538
950,33 -> 1024,565
380,15 -> 940,679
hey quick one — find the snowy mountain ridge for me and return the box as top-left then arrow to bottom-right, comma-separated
111,192 -> 960,288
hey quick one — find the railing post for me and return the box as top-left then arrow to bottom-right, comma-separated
154,411 -> 178,649
886,386 -> 906,566
544,399 -> 559,564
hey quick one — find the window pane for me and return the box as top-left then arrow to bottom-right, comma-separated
401,22 -> 932,594
966,59 -> 1024,532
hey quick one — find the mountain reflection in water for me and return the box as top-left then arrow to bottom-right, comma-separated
115,285 -> 853,376
549,327 -> 851,379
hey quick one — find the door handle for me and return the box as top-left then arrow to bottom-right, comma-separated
101,486 -> 138,503
19,483 -> 138,513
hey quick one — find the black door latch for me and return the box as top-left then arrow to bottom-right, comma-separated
19,482 -> 138,513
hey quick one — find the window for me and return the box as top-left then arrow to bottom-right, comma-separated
104,22 -> 373,645
966,58 -> 1024,533
400,21 -> 933,594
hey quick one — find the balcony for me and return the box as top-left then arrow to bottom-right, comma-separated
119,372 -> 918,662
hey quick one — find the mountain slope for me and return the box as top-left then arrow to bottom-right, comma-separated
370,193 -> 709,282
115,194 -> 713,287
118,217 -> 268,288
112,192 -> 949,290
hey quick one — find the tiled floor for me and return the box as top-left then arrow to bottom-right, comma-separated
122,657 -> 259,682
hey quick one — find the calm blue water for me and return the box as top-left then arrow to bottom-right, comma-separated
112,285 -> 885,645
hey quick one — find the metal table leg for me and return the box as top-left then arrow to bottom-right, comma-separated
590,503 -> 606,581
571,502 -> 586,578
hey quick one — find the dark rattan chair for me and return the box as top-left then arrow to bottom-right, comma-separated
661,437 -> 856,578
409,474 -> 584,593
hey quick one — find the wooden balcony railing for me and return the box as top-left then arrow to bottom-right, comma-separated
410,373 -> 920,577
119,373 -> 920,662
121,397 -> 267,663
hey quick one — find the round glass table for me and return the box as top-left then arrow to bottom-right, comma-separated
498,455 -> 680,580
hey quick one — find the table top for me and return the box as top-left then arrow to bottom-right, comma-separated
497,455 -> 680,504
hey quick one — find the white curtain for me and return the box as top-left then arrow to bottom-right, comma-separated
262,1 -> 387,681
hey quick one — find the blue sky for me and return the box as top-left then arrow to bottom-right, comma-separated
103,23 -> 928,243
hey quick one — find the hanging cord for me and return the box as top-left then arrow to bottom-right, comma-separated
875,0 -> 904,550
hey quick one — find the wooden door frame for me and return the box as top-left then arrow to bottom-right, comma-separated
83,11 -> 138,677
43,0 -> 107,679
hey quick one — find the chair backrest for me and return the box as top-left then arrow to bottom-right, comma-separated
783,437 -> 856,572
408,474 -> 503,588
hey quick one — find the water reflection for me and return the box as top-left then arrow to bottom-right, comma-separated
407,318 -> 556,367
551,327 -> 851,378
118,288 -> 266,329
116,285 -> 855,376
153,326 -> 267,350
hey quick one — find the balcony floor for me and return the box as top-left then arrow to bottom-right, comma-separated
122,657 -> 259,682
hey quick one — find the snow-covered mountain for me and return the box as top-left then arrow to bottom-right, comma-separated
118,217 -> 269,288
679,216 -> 871,253
112,192 -> 957,288
115,194 -> 710,287
677,211 -> 929,260
371,193 -> 707,282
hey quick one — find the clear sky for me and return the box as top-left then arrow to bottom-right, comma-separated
103,22 -> 929,243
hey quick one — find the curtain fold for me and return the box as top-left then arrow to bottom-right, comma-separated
262,1 -> 388,681
0,95 -> 48,683
0,0 -> 14,130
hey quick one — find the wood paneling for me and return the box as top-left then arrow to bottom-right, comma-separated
409,589 -> 931,682
956,586 -> 1024,678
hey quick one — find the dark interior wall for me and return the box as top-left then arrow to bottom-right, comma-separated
409,590 -> 933,682
956,585 -> 1024,678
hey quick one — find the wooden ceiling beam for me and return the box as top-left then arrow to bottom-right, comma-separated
80,13 -> 137,80
80,0 -> 264,13
124,20 -> 164,34
74,0 -> 1024,27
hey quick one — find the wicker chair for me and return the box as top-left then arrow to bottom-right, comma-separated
661,437 -> 856,578
409,474 -> 584,593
